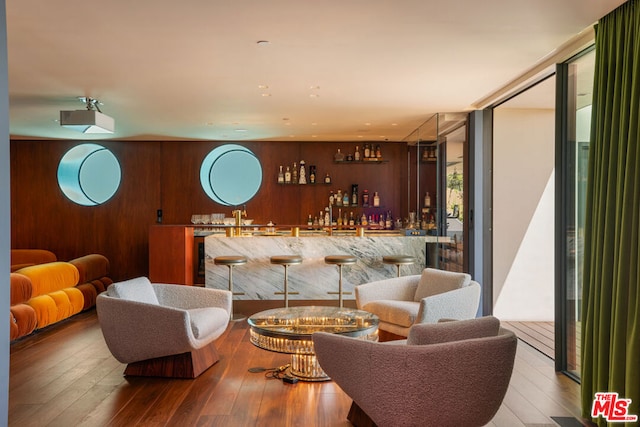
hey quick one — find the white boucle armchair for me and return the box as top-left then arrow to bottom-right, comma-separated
96,276 -> 231,378
355,268 -> 481,339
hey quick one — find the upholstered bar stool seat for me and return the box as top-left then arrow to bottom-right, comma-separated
270,255 -> 302,307
214,255 -> 247,320
325,255 -> 357,307
383,255 -> 417,277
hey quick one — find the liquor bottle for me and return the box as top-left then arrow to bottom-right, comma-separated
284,166 -> 291,184
309,165 -> 316,184
324,210 -> 330,227
342,191 -> 349,206
313,216 -> 319,229
292,162 -> 298,184
299,160 -> 307,184
378,214 -> 385,228
376,145 -> 382,158
364,144 -> 370,158
373,191 -> 380,207
329,191 -> 335,206
424,192 -> 431,207
361,213 -> 368,226
319,211 -> 325,227
336,189 -> 343,206
324,173 -> 331,184
385,211 -> 392,229
278,165 -> 285,184
334,149 -> 345,162
307,214 -> 313,229
351,185 -> 358,206
362,189 -> 369,207
354,146 -> 361,161
349,212 -> 355,228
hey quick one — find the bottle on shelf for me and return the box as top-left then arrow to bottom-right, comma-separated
324,173 -> 331,184
319,211 -> 325,227
329,191 -> 335,206
336,189 -> 343,206
284,166 -> 292,184
349,211 -> 355,228
351,184 -> 358,206
378,214 -> 384,228
313,215 -> 319,229
299,160 -> 307,184
342,190 -> 349,206
361,212 -> 368,226
337,209 -> 343,228
307,214 -> 313,229
424,191 -> 431,207
324,209 -> 330,227
375,144 -> 382,159
292,162 -> 298,184
278,165 -> 285,184
362,189 -> 369,207
364,144 -> 370,158
385,211 -> 392,229
334,148 -> 345,162
373,191 -> 380,207
309,165 -> 316,184
354,146 -> 361,161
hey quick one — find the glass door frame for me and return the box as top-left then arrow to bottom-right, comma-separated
554,46 -> 595,381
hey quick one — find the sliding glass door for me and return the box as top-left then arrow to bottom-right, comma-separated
556,48 -> 595,379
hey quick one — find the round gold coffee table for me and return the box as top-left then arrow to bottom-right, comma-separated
248,306 -> 378,381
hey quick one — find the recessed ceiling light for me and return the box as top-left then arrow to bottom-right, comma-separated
258,84 -> 269,89
365,122 -> 371,126
309,85 -> 320,90
261,93 -> 271,97
311,122 -> 317,126
391,123 -> 398,126
309,94 -> 319,98
358,135 -> 363,138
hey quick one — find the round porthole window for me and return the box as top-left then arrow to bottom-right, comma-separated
200,144 -> 262,206
57,143 -> 121,206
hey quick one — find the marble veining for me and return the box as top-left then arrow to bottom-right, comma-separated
205,235 -> 427,301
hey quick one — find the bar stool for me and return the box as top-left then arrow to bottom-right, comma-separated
214,255 -> 247,320
270,255 -> 302,307
325,255 -> 356,307
383,255 -> 416,277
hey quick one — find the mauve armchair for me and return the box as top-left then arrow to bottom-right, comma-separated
313,316 -> 517,427
96,276 -> 231,378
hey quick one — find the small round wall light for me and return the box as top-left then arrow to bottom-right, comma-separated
200,144 -> 262,206
57,143 -> 121,206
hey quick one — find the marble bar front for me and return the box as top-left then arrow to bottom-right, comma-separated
204,234 -> 437,301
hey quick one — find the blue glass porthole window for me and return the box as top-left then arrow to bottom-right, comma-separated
57,143 -> 121,206
200,144 -> 262,206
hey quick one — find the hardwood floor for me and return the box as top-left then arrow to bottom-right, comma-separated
9,310 -> 590,426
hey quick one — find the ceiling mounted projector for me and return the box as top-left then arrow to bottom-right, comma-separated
60,97 -> 115,134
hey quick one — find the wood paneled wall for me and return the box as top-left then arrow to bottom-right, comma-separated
11,139 -> 429,282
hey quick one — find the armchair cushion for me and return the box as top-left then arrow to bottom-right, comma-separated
413,268 -> 471,301
189,307 -> 229,339
108,277 -> 159,305
407,315 -> 500,345
362,300 -> 418,328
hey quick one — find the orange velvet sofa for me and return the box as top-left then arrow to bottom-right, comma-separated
9,250 -> 112,341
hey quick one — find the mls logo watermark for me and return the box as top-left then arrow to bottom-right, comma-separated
591,392 -> 638,423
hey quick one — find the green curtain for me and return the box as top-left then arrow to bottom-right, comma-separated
582,1 -> 640,426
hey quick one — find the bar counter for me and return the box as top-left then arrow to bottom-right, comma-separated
204,232 -> 443,300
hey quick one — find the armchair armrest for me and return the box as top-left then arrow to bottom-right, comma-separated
96,294 -> 201,364
355,275 -> 420,308
152,284 -> 232,315
416,281 -> 481,324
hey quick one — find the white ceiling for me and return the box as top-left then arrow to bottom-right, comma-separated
5,0 -> 626,142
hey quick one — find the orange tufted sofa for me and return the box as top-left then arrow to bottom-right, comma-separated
9,250 -> 112,341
